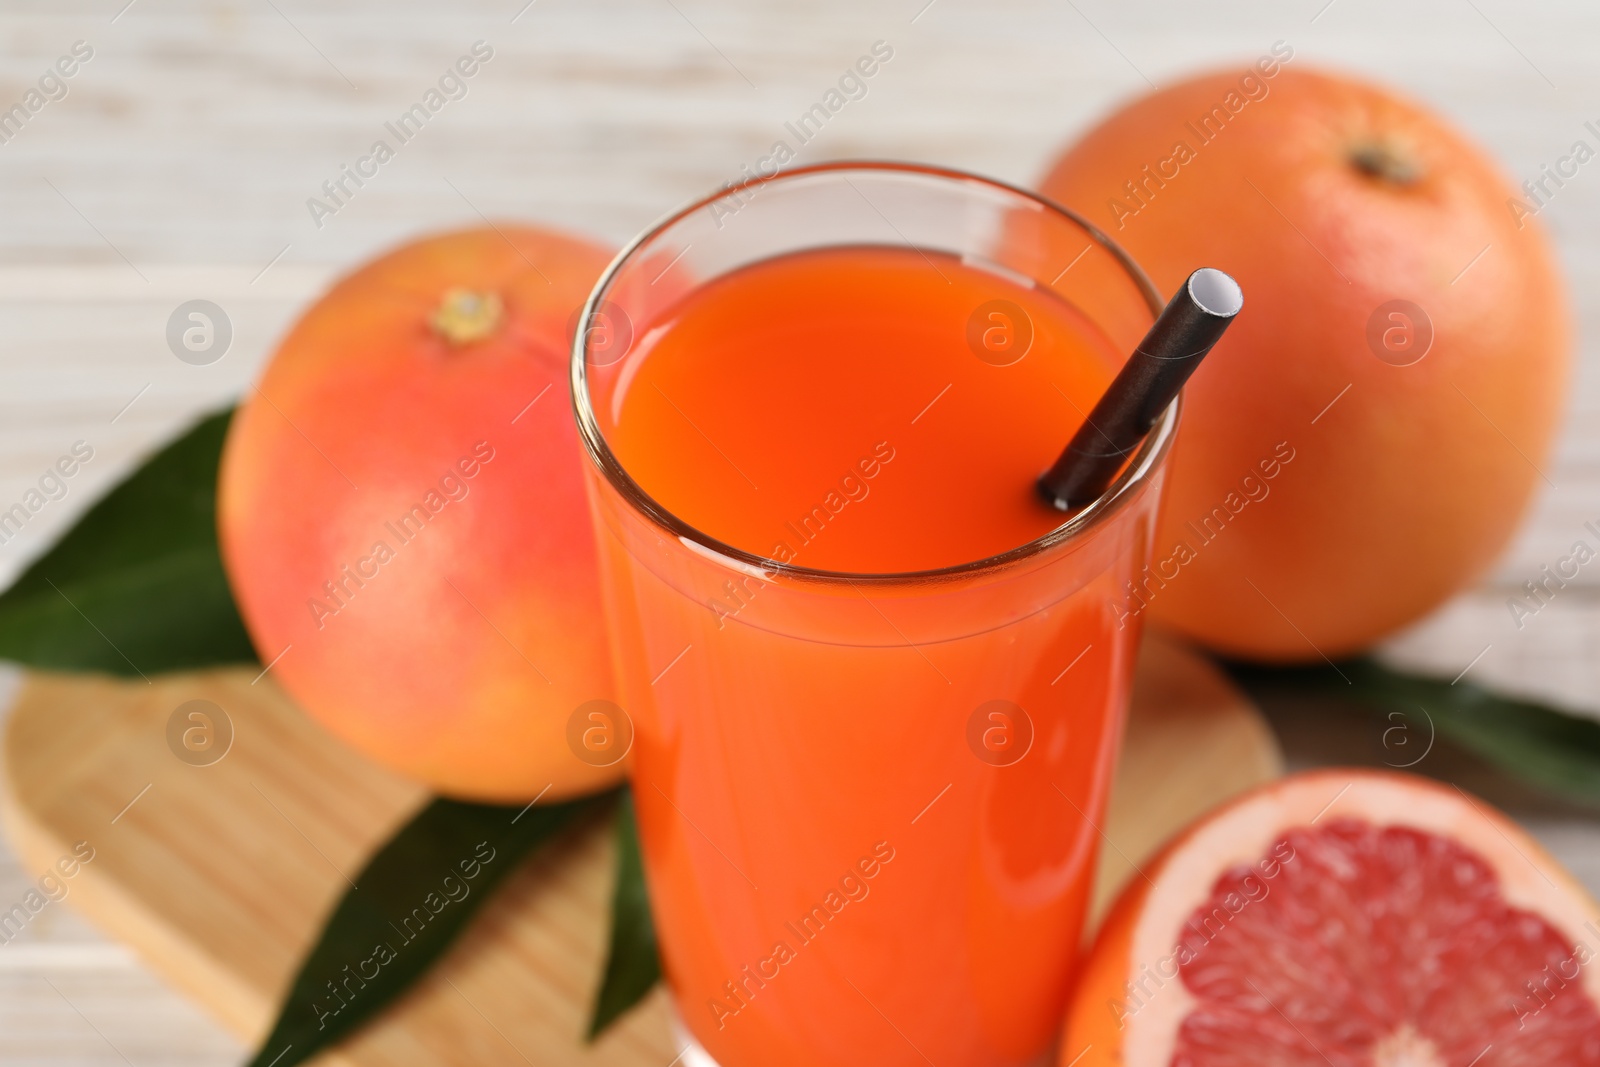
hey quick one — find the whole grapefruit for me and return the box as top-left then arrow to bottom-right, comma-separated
219,226 -> 625,802
1064,769 -> 1600,1064
1039,64 -> 1570,661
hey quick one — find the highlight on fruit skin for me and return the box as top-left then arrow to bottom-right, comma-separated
1038,62 -> 1571,662
1061,768 -> 1600,1065
218,225 -> 625,803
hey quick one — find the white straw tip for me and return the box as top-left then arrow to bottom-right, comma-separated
1187,268 -> 1244,318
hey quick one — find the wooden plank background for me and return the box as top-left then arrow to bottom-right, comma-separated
0,0 -> 1596,1061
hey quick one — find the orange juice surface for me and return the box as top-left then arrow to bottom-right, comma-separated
593,245 -> 1158,1067
609,245 -> 1119,572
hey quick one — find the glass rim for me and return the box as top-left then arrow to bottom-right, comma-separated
570,159 -> 1175,586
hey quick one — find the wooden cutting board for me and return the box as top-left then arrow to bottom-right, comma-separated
0,631 -> 1279,1066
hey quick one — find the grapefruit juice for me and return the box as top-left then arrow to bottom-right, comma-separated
607,246 -> 1117,572
575,170 -> 1170,1067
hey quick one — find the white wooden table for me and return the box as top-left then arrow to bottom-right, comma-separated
2,0 -> 1597,1061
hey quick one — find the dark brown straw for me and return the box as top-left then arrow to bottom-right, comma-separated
1037,267 -> 1243,511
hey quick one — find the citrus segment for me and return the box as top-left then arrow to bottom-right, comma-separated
1065,770 -> 1600,1066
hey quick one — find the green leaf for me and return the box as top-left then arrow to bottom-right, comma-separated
587,789 -> 662,1039
249,790 -> 615,1067
0,408 -> 257,675
1224,657 -> 1600,808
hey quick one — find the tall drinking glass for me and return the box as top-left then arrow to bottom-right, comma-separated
571,162 -> 1171,1067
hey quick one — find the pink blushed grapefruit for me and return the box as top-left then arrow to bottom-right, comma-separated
1038,66 -> 1570,661
219,226 -> 622,802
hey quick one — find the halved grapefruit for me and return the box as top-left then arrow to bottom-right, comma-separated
1064,769 -> 1600,1065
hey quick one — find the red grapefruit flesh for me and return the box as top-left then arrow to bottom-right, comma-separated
1064,770 -> 1600,1066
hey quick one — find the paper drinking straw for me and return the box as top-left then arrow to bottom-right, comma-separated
1037,267 -> 1243,511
